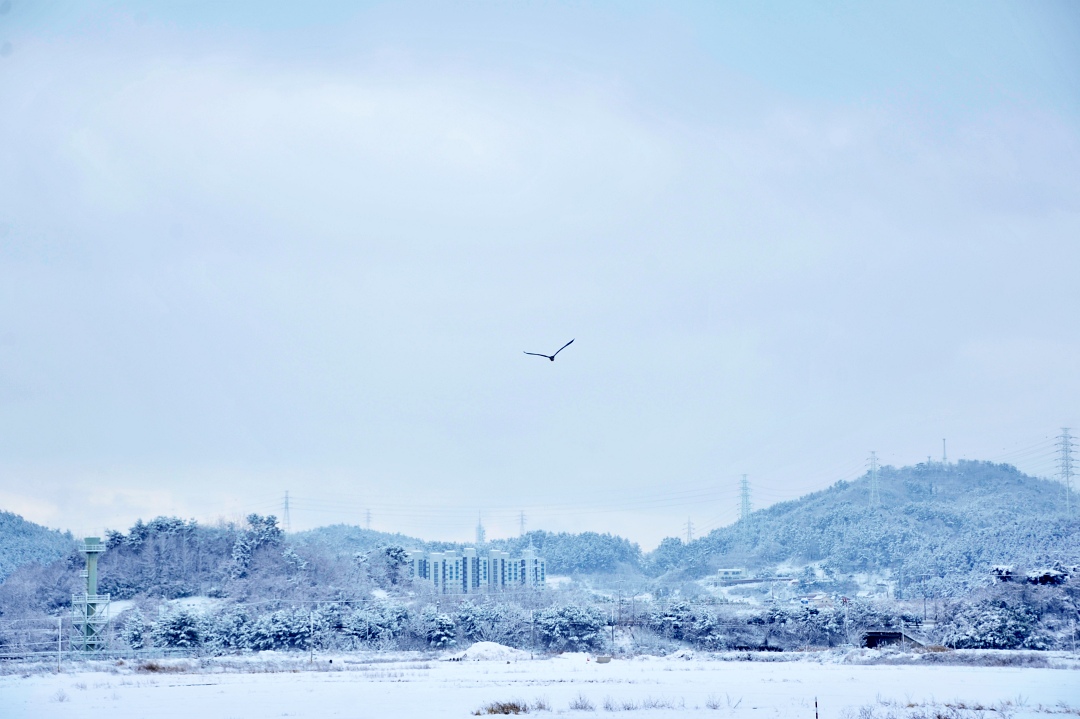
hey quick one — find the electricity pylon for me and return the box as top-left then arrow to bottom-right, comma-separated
868,451 -> 880,508
1059,428 -> 1075,518
738,474 -> 752,542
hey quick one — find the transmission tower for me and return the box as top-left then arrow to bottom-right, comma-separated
1059,428 -> 1075,518
283,491 -> 291,533
739,475 -> 752,524
519,511 -> 527,537
365,509 -> 371,531
475,512 -> 486,545
868,451 -> 880,508
685,517 -> 694,543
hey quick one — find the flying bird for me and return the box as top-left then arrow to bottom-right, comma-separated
524,339 -> 574,362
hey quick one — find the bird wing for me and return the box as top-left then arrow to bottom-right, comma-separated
552,339 -> 575,357
524,352 -> 551,358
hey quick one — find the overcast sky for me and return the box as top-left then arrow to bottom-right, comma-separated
1,1 -> 1078,547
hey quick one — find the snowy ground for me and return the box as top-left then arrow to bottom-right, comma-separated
2,647 -> 1078,719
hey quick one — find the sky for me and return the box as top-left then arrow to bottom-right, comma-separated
0,1 -> 1078,548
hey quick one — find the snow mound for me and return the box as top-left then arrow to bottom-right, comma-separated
450,642 -> 529,662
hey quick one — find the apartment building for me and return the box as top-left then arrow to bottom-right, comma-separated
405,546 -> 546,594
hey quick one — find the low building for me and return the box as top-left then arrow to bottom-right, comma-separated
716,568 -> 747,581
406,546 -> 546,594
1025,568 -> 1067,585
797,592 -> 834,609
863,630 -> 924,649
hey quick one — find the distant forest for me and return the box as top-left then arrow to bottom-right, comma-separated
0,460 -> 1077,654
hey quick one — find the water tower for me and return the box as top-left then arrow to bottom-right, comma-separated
71,537 -> 110,652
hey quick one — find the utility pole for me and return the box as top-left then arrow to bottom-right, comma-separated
868,452 -> 880,508
1059,428 -> 1075,518
57,616 -> 62,672
283,491 -> 291,533
685,517 -> 694,543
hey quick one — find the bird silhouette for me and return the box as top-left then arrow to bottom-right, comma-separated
524,339 -> 574,362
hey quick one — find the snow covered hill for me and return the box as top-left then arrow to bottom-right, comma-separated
0,511 -> 75,582
649,460 -> 1079,593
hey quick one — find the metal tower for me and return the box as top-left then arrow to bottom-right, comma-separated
685,516 -> 694,543
476,513 -> 486,545
868,452 -> 880,508
71,537 -> 109,652
1059,428 -> 1075,518
519,511 -> 527,537
739,475 -> 752,525
283,491 -> 291,533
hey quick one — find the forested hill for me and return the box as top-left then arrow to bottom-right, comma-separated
0,511 -> 75,581
490,531 -> 643,574
1,460 -> 1076,597
297,526 -> 644,575
646,460 -> 1079,590
290,524 -> 427,556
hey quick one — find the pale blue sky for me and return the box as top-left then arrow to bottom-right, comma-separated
0,1 -> 1077,546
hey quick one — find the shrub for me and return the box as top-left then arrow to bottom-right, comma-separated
474,700 -> 530,715
136,660 -> 189,673
569,694 -> 594,711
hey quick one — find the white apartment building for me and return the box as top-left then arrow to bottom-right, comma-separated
405,547 -> 546,594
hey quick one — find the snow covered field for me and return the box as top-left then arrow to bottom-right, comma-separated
2,647 -> 1078,719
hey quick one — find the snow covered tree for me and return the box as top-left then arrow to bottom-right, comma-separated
535,604 -> 604,652
120,608 -> 151,650
229,515 -> 284,579
246,607 -> 311,651
455,600 -> 529,647
151,609 -> 202,648
342,602 -> 409,646
415,605 -> 456,648
201,606 -> 254,652
940,599 -> 1047,649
